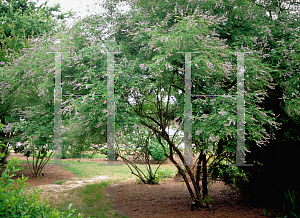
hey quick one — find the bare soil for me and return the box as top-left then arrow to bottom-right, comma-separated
1,152 -> 285,218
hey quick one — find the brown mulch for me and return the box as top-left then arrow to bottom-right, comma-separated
1,153 -> 285,218
106,178 -> 284,218
1,153 -> 78,187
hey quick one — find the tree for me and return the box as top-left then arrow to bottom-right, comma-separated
0,0 -> 66,64
0,20 -> 78,176
93,0 -> 281,210
195,0 -> 300,209
0,0 -> 72,168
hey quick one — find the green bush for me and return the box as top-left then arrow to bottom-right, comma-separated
149,142 -> 169,161
0,156 -> 88,218
156,168 -> 175,179
208,161 -> 248,191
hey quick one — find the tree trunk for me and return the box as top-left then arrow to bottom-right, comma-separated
140,122 -> 213,211
0,143 -> 9,166
202,150 -> 208,198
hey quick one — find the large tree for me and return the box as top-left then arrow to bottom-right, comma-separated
0,0 -> 68,64
0,18 -> 82,175
0,0 -> 70,166
66,0 -> 280,210
188,0 -> 300,210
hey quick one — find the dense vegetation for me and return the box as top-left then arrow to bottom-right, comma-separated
1,0 -> 299,216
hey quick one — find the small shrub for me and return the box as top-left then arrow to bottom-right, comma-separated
149,142 -> 169,162
156,169 -> 174,179
208,161 -> 248,191
137,169 -> 174,184
0,156 -> 88,217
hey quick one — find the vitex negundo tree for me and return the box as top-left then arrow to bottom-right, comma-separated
0,15 -> 98,176
40,0 -> 280,210
0,0 -> 70,168
114,89 -> 183,185
107,2 -> 280,210
58,14 -> 118,159
197,0 -> 300,207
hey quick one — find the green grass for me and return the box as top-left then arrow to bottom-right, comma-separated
20,159 -> 177,181
53,180 -> 67,185
18,158 -> 177,218
89,153 -> 106,159
46,181 -> 128,218
67,153 -> 107,159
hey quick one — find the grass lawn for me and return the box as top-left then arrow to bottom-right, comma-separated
19,159 -> 178,218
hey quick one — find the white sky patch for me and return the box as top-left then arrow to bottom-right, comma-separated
34,0 -> 131,27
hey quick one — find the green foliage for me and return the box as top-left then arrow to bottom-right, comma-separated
155,168 -> 175,179
0,19 -> 78,171
203,195 -> 211,204
0,157 -> 88,217
283,190 -> 300,218
135,168 -> 174,184
200,0 -> 300,210
0,0 -> 66,64
0,140 -> 5,160
208,160 -> 249,191
148,141 -> 169,161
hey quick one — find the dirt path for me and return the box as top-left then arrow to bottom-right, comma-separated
27,175 -> 109,192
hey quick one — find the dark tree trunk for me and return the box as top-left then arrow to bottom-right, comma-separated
202,150 -> 208,198
195,152 -> 202,187
0,144 -> 8,166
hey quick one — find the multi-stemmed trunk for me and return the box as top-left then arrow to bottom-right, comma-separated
26,147 -> 54,177
143,124 -> 214,210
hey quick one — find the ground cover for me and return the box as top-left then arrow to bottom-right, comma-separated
1,152 -> 286,218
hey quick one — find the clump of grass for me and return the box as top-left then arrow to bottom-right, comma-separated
53,180 -> 67,185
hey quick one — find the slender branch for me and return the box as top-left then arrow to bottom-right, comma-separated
119,154 -> 148,183
153,157 -> 167,176
251,0 -> 270,9
164,86 -> 172,128
37,150 -> 53,176
26,156 -> 34,177
145,122 -> 201,201
138,113 -> 163,130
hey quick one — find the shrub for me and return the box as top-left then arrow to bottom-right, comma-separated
149,142 -> 169,161
156,169 -> 175,179
208,160 -> 248,191
0,156 -> 88,217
